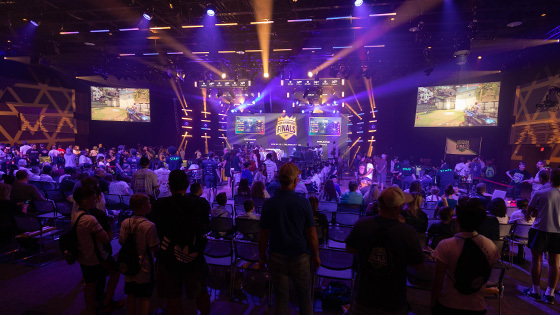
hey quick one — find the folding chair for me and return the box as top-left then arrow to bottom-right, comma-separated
252,198 -> 266,209
427,219 -> 440,231
423,209 -> 436,220
232,239 -> 272,305
210,217 -> 234,239
204,238 -> 235,298
334,212 -> 360,227
104,194 -> 123,211
506,224 -> 532,265
326,225 -> 352,249
40,182 -> 57,191
318,201 -> 338,213
485,263 -> 508,315
45,190 -> 65,202
34,200 -> 63,219
313,247 -> 355,309
235,218 -> 260,242
234,195 -> 249,206
424,201 -> 438,211
498,224 -> 514,240
13,215 -> 60,266
338,203 -> 361,214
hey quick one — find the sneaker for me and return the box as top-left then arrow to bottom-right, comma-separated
100,299 -> 126,313
542,294 -> 556,304
523,288 -> 540,301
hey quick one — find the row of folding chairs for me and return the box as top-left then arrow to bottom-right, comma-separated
209,217 -> 260,241
28,181 -> 58,192
104,194 -> 131,211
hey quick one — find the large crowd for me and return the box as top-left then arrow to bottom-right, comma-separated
1,141 -> 560,314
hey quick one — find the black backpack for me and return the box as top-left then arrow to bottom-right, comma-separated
117,219 -> 146,276
361,218 -> 398,275
58,213 -> 87,265
452,235 -> 492,295
322,281 -> 351,311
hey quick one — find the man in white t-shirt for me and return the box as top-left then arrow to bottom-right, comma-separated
454,158 -> 468,177
154,162 -> 171,198
131,157 -> 160,200
431,198 -> 499,313
524,168 -> 560,304
19,141 -> 31,157
263,153 -> 277,183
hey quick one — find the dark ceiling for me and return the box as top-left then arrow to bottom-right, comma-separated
0,0 -> 558,82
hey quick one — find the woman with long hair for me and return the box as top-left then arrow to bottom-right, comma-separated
253,163 -> 267,184
251,180 -> 270,199
237,178 -> 251,196
363,184 -> 380,205
318,179 -> 339,202
402,192 -> 428,233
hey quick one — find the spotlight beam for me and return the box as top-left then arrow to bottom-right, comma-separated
312,0 -> 442,74
252,0 -> 273,77
347,81 -> 363,111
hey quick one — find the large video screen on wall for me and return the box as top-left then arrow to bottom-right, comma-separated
414,82 -> 500,127
235,116 -> 265,134
309,117 -> 341,136
91,87 -> 151,122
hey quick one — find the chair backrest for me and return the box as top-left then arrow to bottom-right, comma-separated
121,195 -> 131,207
204,238 -> 234,259
318,201 -> 338,213
498,223 -> 514,239
235,218 -> 260,236
429,234 -> 451,249
316,225 -> 325,242
513,224 -> 532,239
327,226 -> 352,243
252,198 -> 266,208
335,212 -> 360,226
34,200 -> 56,214
492,239 -> 505,254
318,211 -> 333,223
486,263 -> 507,287
234,204 -> 246,217
55,201 -> 72,216
13,216 -> 42,232
318,247 -> 354,270
29,181 -> 43,190
491,190 -> 506,201
104,194 -> 122,210
41,182 -> 56,191
424,201 -> 438,210
338,203 -> 361,214
424,209 -> 436,220
45,190 -> 65,201
234,195 -> 249,206
210,216 -> 234,233
427,219 -> 439,231
234,239 -> 260,262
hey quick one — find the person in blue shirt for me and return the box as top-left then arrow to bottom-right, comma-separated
202,152 -> 219,203
166,146 -> 182,171
241,162 -> 253,186
340,181 -> 364,205
258,162 -> 320,315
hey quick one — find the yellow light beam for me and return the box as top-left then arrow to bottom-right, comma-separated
347,80 -> 363,111
252,0 -> 273,75
222,134 -> 232,150
367,136 -> 375,157
344,103 -> 362,120
312,0 -> 442,74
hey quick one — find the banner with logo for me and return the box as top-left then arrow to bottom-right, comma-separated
445,137 -> 481,155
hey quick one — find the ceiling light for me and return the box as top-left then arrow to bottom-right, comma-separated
541,13 -> 546,17
30,20 -> 39,27
354,0 -> 363,7
182,25 -> 203,28
221,73 -> 226,79
307,71 -> 313,78
478,56 -> 482,59
143,13 -> 153,21
206,5 -> 216,17
263,72 -> 270,78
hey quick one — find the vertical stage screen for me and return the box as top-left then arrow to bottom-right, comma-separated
91,87 -> 151,122
414,82 -> 500,127
227,113 -> 348,159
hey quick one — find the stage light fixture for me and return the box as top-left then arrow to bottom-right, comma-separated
143,13 -> 153,20
308,71 -> 313,78
221,73 -> 226,79
354,0 -> 364,7
206,5 -> 216,17
263,72 -> 270,78
30,20 -> 39,27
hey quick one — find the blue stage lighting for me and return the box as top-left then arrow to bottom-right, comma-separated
143,13 -> 152,20
207,8 -> 215,16
354,0 -> 364,7
30,20 -> 39,26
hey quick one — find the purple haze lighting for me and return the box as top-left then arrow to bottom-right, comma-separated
30,20 -> 39,27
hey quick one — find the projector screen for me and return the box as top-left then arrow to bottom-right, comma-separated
91,87 -> 150,122
235,116 -> 265,134
309,117 -> 341,136
414,82 -> 500,127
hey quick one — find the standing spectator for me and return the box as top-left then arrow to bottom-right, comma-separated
258,163 -> 320,315
202,152 -> 220,203
79,150 -> 92,167
524,168 -> 560,304
165,146 -> 182,171
253,163 -> 267,184
330,174 -> 341,195
376,154 -> 388,190
64,146 -> 77,168
131,157 -> 160,202
263,153 -> 277,184
469,157 -> 482,178
506,161 -> 531,199
399,159 -> 416,190
72,186 -> 123,315
240,162 -> 253,186
482,159 -> 496,193
454,157 -> 468,177
19,141 -> 31,156
431,198 -> 499,314
529,160 -> 548,193
150,170 -> 210,315
531,170 -> 551,200
346,186 -> 424,314
119,194 -> 159,315
340,181 -> 363,205
153,161 -> 171,198
402,192 -> 429,234
237,178 -> 251,197
48,145 -> 59,164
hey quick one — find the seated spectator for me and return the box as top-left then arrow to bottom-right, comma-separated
427,207 -> 456,248
294,175 -> 308,196
309,196 -> 328,245
189,182 -> 203,197
10,170 -> 45,205
401,192 -> 428,233
318,179 -> 339,202
253,163 -> 267,184
108,174 -> 131,195
340,181 -> 363,205
241,162 -> 253,186
29,166 -> 41,182
59,166 -> 74,183
364,201 -> 380,216
266,174 -> 281,196
40,164 -> 55,183
189,182 -> 211,216
237,178 -> 251,196
359,178 -> 371,196
330,174 -> 341,195
470,183 -> 491,209
13,159 -> 32,178
187,159 -> 201,170
487,197 -> 509,224
437,184 -> 458,210
238,199 -> 260,220
211,192 -> 231,218
426,187 -> 441,202
251,180 -> 270,199
508,198 -> 533,264
406,180 -> 423,196
363,183 -> 379,205
431,198 -> 500,314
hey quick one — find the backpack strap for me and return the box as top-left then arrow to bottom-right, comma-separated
73,212 -> 88,231
445,234 -> 480,284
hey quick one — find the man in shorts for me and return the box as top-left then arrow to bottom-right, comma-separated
524,168 -> 560,304
202,152 -> 219,203
150,170 -> 210,315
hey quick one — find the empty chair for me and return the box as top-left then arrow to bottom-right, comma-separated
424,201 -> 438,211
318,211 -> 333,224
427,219 -> 439,231
252,198 -> 266,208
313,247 -> 355,307
334,212 -> 360,227
13,215 -> 60,266
29,181 -> 43,190
34,200 -> 62,219
204,238 -> 235,297
507,223 -> 532,264
121,195 -> 131,209
318,201 -> 338,213
338,203 -> 361,214
327,225 -> 352,249
55,201 -> 72,217
45,190 -> 65,202
232,239 -> 271,304
104,194 -> 122,211
234,195 -> 249,206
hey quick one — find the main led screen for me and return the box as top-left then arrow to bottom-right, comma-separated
91,87 -> 150,122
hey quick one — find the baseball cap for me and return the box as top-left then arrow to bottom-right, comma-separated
279,163 -> 300,185
378,186 -> 413,208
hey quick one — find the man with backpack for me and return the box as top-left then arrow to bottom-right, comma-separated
431,198 -> 500,313
71,186 -> 124,315
202,152 -> 220,203
118,193 -> 159,315
345,186 -> 424,314
150,170 -> 210,315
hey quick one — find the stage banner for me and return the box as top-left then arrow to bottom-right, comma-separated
445,137 -> 481,155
